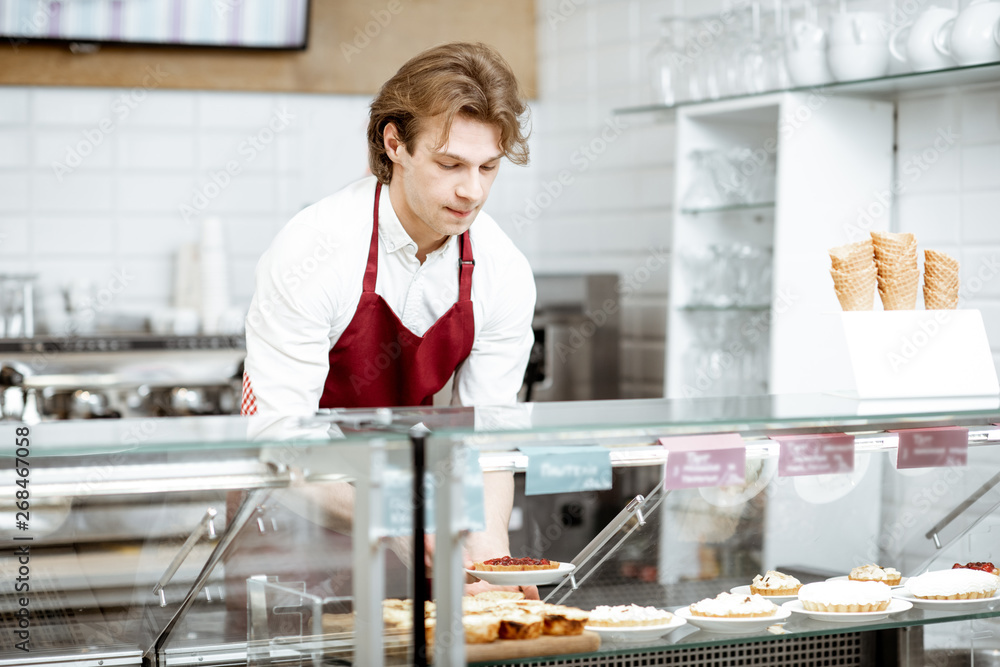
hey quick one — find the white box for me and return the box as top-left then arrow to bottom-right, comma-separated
773,310 -> 999,399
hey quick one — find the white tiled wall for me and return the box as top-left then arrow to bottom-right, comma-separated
0,87 -> 376,324
894,85 -> 1000,367
0,85 -> 538,336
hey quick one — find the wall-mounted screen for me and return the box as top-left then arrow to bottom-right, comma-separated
0,0 -> 310,50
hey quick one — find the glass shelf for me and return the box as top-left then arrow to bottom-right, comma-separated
615,61 -> 1000,117
676,303 -> 771,311
679,202 -> 775,215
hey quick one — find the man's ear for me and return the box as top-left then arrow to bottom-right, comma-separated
384,123 -> 406,164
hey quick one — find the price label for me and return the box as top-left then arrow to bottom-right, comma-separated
660,433 -> 745,490
894,426 -> 969,469
523,446 -> 612,496
773,433 -> 855,477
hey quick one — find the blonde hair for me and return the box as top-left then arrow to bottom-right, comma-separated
368,42 -> 530,183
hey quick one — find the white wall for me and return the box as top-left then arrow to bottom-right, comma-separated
0,87 -> 538,333
2,0 -> 999,399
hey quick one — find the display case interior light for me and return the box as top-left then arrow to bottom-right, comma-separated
1,0 -> 310,50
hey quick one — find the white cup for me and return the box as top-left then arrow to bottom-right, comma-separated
934,0 -> 1000,66
787,48 -> 836,86
889,7 -> 957,72
828,43 -> 891,81
829,11 -> 889,46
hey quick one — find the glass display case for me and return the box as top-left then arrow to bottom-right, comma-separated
2,395 -> 1000,666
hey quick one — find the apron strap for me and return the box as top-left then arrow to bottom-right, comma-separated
458,231 -> 474,302
363,182 -> 382,293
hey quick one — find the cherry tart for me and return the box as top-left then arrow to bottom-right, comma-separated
953,562 -> 999,576
472,556 -> 560,572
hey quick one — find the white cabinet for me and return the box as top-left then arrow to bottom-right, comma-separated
664,92 -> 894,398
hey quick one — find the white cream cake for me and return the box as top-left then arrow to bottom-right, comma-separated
587,604 -> 673,627
751,570 -> 802,596
849,564 -> 902,585
905,569 -> 1000,600
689,592 -> 778,618
798,580 -> 891,613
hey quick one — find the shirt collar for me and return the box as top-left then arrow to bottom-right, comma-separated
377,182 -> 457,259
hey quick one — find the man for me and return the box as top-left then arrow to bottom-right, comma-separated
241,42 -> 537,595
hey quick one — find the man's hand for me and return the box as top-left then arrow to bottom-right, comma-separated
464,577 -> 540,600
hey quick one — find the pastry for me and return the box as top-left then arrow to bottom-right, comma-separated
849,564 -> 902,586
497,607 -> 544,640
905,569 -> 1000,600
587,603 -> 674,627
539,604 -> 589,636
798,580 -> 891,613
689,593 -> 778,618
472,556 -> 559,571
472,590 -> 525,602
461,614 -> 501,644
953,562 -> 999,576
751,570 -> 802,596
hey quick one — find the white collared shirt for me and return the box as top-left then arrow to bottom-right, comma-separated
244,176 -> 536,439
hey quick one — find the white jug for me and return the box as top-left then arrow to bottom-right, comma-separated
889,6 -> 957,71
934,0 -> 1000,66
827,11 -> 890,81
786,20 -> 835,86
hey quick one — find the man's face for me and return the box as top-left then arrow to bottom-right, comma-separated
386,114 -> 503,244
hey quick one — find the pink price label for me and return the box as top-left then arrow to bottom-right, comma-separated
659,433 -> 746,490
894,426 -> 969,469
772,433 -> 855,477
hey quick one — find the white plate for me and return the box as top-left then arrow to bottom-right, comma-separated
892,590 -> 1000,612
783,598 -> 912,622
674,605 -> 791,633
464,562 -> 575,586
584,615 -> 687,642
826,575 -> 908,589
730,585 -> 799,602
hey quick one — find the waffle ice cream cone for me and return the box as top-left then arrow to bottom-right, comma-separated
829,241 -> 876,311
922,249 -> 959,310
871,231 -> 919,310
830,265 -> 877,311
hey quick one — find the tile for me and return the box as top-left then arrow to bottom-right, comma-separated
118,173 -> 198,214
594,44 -> 635,91
896,193 -> 961,245
121,90 -> 197,128
32,259 -> 118,298
117,216 -> 199,255
0,173 -> 29,211
897,140 -> 960,194
229,257 -> 259,304
117,131 -> 196,170
198,131 -> 277,172
223,216 -> 282,258
33,172 -> 113,212
593,1 -> 633,45
117,257 -> 173,299
0,129 -> 29,167
0,88 -> 29,124
197,173 -> 276,215
198,92 -> 287,129
962,192 -> 1000,244
959,87 -> 1000,144
0,219 -> 29,255
896,95 -> 959,151
960,249 -> 1000,299
33,217 -> 114,255
33,128 -> 116,170
962,144 -> 1000,191
32,88 -> 118,126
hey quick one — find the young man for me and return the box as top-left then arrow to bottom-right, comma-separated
241,42 -> 537,594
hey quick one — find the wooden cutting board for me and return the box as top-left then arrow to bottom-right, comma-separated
465,631 -> 601,663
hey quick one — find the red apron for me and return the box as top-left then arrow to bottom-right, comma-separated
318,182 -> 475,409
